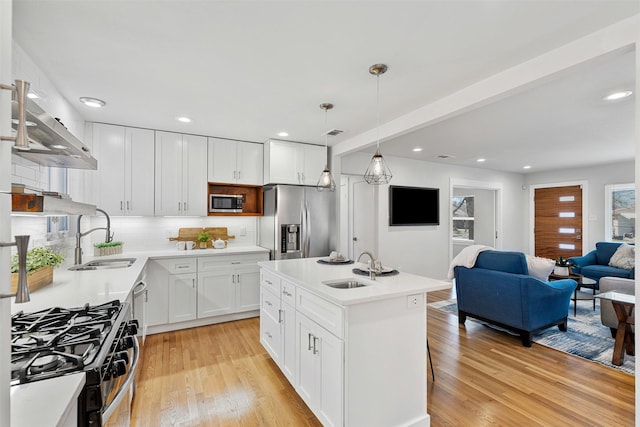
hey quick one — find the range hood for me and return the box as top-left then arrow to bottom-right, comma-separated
11,95 -> 98,170
11,193 -> 96,216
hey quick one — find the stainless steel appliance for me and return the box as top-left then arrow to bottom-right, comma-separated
10,300 -> 139,426
209,193 -> 244,213
259,184 -> 335,259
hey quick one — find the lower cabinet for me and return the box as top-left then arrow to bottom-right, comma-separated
147,252 -> 268,333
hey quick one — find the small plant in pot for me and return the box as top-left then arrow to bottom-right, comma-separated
11,247 -> 65,292
197,232 -> 210,249
94,241 -> 123,257
554,256 -> 573,276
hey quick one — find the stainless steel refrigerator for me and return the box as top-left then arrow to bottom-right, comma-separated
259,184 -> 336,260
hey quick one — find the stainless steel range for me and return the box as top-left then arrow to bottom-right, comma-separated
11,300 -> 139,426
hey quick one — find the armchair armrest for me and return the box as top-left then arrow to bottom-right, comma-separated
568,250 -> 597,273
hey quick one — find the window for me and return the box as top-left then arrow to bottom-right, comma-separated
605,183 -> 635,243
452,196 -> 474,240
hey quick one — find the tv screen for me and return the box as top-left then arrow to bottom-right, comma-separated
389,185 -> 439,226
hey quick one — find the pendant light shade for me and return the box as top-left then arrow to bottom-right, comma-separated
364,64 -> 392,185
316,103 -> 336,192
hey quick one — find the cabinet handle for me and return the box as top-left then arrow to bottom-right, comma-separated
183,202 -> 187,211
266,332 -> 272,339
308,333 -> 313,351
313,336 -> 319,355
236,274 -> 240,283
233,171 -> 236,179
297,172 -> 300,182
265,300 -> 272,306
283,290 -> 292,297
178,202 -> 181,211
278,309 -> 283,324
120,201 -> 123,211
301,172 -> 305,182
192,278 -> 195,288
237,171 -> 241,180
177,265 -> 189,269
144,289 -> 148,303
126,201 -> 130,211
265,280 -> 272,285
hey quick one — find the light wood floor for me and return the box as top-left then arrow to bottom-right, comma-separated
132,289 -> 635,426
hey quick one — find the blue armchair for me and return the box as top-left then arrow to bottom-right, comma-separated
454,250 -> 577,347
569,242 -> 635,285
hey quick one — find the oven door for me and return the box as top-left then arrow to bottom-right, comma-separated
102,331 -> 140,426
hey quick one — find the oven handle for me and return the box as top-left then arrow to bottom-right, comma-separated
101,333 -> 140,424
133,281 -> 147,296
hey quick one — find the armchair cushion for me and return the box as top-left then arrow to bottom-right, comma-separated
609,244 -> 635,270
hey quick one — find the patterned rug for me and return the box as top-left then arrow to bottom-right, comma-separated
429,298 -> 635,375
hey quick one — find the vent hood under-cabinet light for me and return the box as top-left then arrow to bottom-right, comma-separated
2,79 -> 98,170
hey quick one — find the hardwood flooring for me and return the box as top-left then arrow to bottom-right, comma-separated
132,289 -> 635,426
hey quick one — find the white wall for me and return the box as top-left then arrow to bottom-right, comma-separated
524,160 -> 634,252
341,152 -> 526,279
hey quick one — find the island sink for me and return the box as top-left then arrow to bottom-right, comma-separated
323,279 -> 368,289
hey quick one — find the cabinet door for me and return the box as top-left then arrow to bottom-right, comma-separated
207,137 -> 237,183
93,123 -> 126,214
154,131 -> 183,216
236,141 -> 263,185
302,144 -> 326,186
182,134 -> 208,216
145,260 -> 169,327
268,140 -> 301,184
260,288 -> 282,362
197,267 -> 234,318
281,301 -> 296,385
125,127 -> 155,216
168,273 -> 197,323
296,313 -> 317,408
316,325 -> 344,427
235,263 -> 261,312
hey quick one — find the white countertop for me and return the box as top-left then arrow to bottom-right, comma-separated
11,245 -> 268,314
258,257 -> 451,306
11,373 -> 85,427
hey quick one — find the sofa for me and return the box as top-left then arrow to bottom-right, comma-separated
454,250 -> 577,347
599,276 -> 635,338
569,242 -> 635,286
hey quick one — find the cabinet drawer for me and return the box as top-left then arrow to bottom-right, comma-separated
261,286 -> 281,321
154,257 -> 197,274
198,253 -> 268,271
281,279 -> 296,306
260,310 -> 281,361
296,288 -> 344,339
260,269 -> 281,295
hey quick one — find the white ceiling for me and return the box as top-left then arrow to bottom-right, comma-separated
12,1 -> 639,174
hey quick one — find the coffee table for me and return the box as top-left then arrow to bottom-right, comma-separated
548,273 -> 597,316
595,291 -> 635,366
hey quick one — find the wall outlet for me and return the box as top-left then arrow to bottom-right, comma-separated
407,293 -> 423,308
239,227 -> 246,236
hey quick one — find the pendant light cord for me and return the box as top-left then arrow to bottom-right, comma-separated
376,73 -> 380,151
325,106 -> 329,165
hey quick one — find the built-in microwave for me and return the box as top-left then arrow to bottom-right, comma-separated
210,194 -> 244,213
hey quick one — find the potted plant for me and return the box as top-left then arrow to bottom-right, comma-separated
11,247 -> 65,292
197,232 -> 210,249
94,241 -> 124,257
554,256 -> 572,276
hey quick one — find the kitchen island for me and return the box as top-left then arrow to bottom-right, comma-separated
258,257 -> 451,427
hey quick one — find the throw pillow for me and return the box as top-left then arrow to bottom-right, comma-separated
609,244 -> 635,270
525,255 -> 556,281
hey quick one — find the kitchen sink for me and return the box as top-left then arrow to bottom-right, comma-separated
323,279 -> 368,289
69,257 -> 136,271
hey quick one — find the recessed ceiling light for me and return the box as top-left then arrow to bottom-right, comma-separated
523,165 -> 532,169
604,90 -> 633,101
477,158 -> 486,162
278,131 -> 289,137
412,147 -> 423,152
177,116 -> 192,123
79,97 -> 106,108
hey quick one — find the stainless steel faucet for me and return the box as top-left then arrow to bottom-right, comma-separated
357,251 -> 382,280
75,208 -> 113,265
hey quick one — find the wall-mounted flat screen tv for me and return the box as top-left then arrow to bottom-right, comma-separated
389,185 -> 439,226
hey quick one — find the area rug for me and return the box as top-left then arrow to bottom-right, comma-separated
429,299 -> 635,375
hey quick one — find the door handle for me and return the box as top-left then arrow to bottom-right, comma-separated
308,333 -> 313,351
312,336 -> 319,355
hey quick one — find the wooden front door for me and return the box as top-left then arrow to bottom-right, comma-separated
534,185 -> 583,260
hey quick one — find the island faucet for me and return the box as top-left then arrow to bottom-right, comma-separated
75,208 -> 113,265
357,251 -> 382,280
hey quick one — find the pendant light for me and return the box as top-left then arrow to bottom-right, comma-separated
316,102 -> 336,192
364,64 -> 392,185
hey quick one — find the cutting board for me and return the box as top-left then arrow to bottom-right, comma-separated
168,227 -> 235,249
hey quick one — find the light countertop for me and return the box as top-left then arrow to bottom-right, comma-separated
258,257 -> 451,306
11,245 -> 268,314
11,373 -> 85,427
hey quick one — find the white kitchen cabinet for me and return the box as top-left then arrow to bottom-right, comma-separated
146,258 -> 197,326
91,123 -> 155,216
296,312 -> 344,427
208,137 -> 263,185
263,139 -> 326,185
168,273 -> 198,323
155,131 -> 207,216
197,266 -> 234,317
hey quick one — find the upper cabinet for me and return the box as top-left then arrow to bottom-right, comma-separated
91,123 -> 155,216
264,139 -> 325,186
155,131 -> 207,216
208,137 -> 263,185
